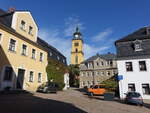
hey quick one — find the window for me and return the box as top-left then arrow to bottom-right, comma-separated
107,71 -> 111,76
49,52 -> 52,56
57,56 -> 60,60
21,44 -> 27,56
101,71 -> 104,76
147,28 -> 150,34
0,33 -> 2,44
142,84 -> 150,95
110,61 -> 113,66
20,20 -> 26,30
126,62 -> 133,71
87,72 -> 90,76
75,55 -> 78,64
96,71 -> 99,76
32,49 -> 36,59
128,84 -> 135,91
106,61 -> 109,66
28,26 -> 33,35
9,39 -> 16,52
63,59 -> 66,63
101,61 -> 104,66
4,67 -> 13,81
75,48 -> 78,53
93,85 -> 99,89
74,42 -> 79,46
38,73 -> 42,83
87,81 -> 90,86
139,61 -> 147,71
96,62 -> 99,66
29,71 -> 34,82
83,81 -> 85,86
134,40 -> 142,51
40,52 -> 43,61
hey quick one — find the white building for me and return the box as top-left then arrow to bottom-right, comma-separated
63,73 -> 70,90
115,27 -> 150,99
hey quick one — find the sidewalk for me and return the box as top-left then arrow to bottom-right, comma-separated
144,99 -> 150,104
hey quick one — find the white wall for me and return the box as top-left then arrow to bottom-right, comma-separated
117,58 -> 150,99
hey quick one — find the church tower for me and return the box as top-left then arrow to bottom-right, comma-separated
71,27 -> 84,65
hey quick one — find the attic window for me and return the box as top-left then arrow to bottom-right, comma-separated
28,26 -> 33,35
147,28 -> 150,34
133,40 -> 142,51
20,20 -> 26,30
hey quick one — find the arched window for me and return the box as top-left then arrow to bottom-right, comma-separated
75,55 -> 78,64
75,48 -> 78,53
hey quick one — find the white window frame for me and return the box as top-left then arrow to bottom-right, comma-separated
21,43 -> 28,56
8,38 -> 17,52
31,48 -> 36,59
29,71 -> 34,82
38,73 -> 42,83
134,40 -> 142,52
28,26 -> 33,35
39,52 -> 44,62
20,20 -> 26,31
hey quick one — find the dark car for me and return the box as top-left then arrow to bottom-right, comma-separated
37,82 -> 59,93
124,91 -> 143,106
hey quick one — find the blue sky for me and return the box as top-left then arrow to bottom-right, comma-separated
1,0 -> 150,64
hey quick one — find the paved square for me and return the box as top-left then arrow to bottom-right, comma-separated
0,89 -> 150,113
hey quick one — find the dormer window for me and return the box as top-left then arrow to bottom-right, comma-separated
57,56 -> 60,60
133,40 -> 142,51
20,20 -> 26,30
146,28 -> 150,34
28,26 -> 33,35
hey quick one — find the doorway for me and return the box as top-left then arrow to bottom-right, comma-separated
16,69 -> 25,89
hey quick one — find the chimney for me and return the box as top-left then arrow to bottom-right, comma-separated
8,7 -> 16,13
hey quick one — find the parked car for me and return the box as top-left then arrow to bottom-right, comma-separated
124,91 -> 143,106
87,84 -> 106,96
37,82 -> 59,93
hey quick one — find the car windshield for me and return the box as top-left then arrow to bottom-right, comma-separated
127,92 -> 141,97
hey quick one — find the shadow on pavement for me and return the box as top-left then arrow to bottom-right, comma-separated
143,103 -> 150,109
0,90 -> 87,113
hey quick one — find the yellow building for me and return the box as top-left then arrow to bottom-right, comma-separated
0,9 -> 48,91
71,27 -> 84,64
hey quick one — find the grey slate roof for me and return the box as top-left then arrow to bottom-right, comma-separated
37,37 -> 66,59
82,53 -> 116,63
0,9 -> 13,27
115,27 -> 150,44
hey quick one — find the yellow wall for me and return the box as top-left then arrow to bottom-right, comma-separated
71,39 -> 84,64
0,27 -> 47,92
11,12 -> 38,42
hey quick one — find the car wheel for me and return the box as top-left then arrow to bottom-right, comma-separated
90,92 -> 94,96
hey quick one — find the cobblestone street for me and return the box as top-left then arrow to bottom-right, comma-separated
0,89 -> 150,113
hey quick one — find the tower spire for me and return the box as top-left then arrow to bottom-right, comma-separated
76,26 -> 79,33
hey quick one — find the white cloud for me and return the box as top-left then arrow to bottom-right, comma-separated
92,28 -> 113,42
38,29 -> 72,64
38,17 -> 112,64
38,28 -> 110,64
83,44 -> 109,59
64,16 -> 84,37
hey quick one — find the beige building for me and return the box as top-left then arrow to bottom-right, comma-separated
0,9 -> 48,91
79,53 -> 117,88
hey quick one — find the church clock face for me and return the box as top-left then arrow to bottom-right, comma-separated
75,34 -> 79,38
